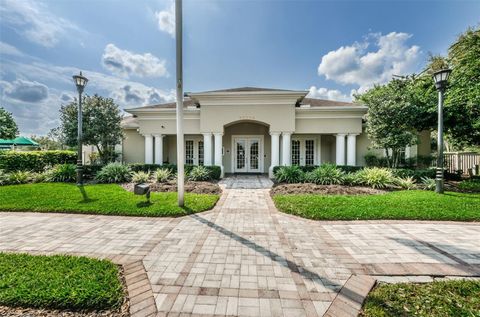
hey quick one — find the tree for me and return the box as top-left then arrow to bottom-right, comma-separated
31,128 -> 66,150
59,95 -> 123,163
444,27 -> 480,148
0,107 -> 19,139
356,79 -> 422,167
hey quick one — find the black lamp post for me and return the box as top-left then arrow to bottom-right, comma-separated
432,68 -> 452,194
72,71 -> 88,185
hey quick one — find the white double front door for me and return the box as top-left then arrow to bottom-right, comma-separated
233,136 -> 263,173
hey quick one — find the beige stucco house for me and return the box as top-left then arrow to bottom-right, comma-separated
122,87 -> 430,177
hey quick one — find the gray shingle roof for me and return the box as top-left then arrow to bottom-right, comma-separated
125,88 -> 361,111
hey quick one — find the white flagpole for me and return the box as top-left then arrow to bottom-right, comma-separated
175,0 -> 184,206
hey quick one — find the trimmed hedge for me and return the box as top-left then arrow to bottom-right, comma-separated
0,151 -> 76,172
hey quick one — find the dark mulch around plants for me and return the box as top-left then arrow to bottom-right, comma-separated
271,183 -> 387,196
122,181 -> 222,195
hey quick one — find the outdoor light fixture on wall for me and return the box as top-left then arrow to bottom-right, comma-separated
432,68 -> 452,194
72,71 -> 88,186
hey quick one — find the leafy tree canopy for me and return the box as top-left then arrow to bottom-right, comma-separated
444,27 -> 480,147
0,107 -> 19,140
59,95 -> 123,163
357,79 -> 421,167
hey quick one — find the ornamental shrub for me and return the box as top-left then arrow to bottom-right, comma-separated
458,179 -> 480,192
95,163 -> 131,183
45,164 -> 77,182
0,169 -> 9,185
274,166 -> 305,183
356,167 -> 395,189
421,177 -> 436,191
8,171 -> 31,184
394,176 -> 417,190
131,171 -> 151,184
188,166 -> 211,181
305,164 -> 345,185
153,168 -> 172,183
0,150 -> 76,172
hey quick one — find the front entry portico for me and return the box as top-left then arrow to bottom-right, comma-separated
232,136 -> 264,173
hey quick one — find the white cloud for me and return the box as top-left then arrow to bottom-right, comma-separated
0,0 -> 80,47
0,41 -> 25,57
307,86 -> 351,102
155,2 -> 175,37
2,60 -> 175,107
318,32 -> 421,91
102,44 -> 168,78
2,79 -> 49,103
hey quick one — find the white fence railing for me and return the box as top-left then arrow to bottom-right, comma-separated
444,152 -> 480,175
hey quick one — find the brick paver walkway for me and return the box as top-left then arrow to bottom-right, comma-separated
1,176 -> 479,317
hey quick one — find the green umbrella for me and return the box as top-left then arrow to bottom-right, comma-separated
0,137 -> 40,146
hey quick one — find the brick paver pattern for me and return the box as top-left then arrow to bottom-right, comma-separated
1,175 -> 479,316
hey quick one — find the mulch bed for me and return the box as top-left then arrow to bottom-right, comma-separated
271,183 -> 387,195
122,181 -> 221,195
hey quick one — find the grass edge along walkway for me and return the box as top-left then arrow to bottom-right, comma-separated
0,253 -> 124,312
272,190 -> 480,221
0,183 -> 219,217
361,279 -> 480,317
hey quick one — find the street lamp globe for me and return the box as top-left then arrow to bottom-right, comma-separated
432,67 -> 452,194
432,69 -> 452,91
72,71 -> 88,93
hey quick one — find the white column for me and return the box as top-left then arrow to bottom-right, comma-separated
335,134 -> 346,165
214,133 -> 223,177
269,132 -> 280,178
282,132 -> 291,166
154,134 -> 163,165
203,133 -> 213,166
144,134 -> 153,164
347,134 -> 357,166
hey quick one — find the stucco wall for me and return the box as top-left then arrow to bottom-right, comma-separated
200,104 -> 295,133
122,129 -> 145,163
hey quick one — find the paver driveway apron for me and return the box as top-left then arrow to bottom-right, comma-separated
1,175 -> 479,317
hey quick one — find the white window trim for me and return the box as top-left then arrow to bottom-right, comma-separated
184,137 -> 204,165
231,135 -> 265,173
291,136 -> 321,166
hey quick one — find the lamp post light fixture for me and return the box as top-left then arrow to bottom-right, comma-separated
72,71 -> 88,186
432,68 -> 452,194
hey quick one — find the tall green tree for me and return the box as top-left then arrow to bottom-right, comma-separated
59,95 -> 123,163
357,79 -> 421,167
444,27 -> 480,148
0,107 -> 19,139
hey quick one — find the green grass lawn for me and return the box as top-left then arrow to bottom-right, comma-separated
361,279 -> 480,316
0,183 -> 219,217
273,190 -> 480,221
0,253 -> 124,311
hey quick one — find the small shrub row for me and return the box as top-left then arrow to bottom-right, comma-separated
458,178 -> 480,192
0,151 -> 76,172
0,164 -> 77,185
273,165 -> 439,190
95,163 -> 215,183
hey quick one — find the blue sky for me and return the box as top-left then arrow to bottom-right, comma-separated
0,0 -> 479,135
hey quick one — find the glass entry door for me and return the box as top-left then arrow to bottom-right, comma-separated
233,137 -> 262,173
